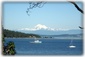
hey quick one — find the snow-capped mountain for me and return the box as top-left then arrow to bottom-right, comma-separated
19,24 -> 69,31
17,24 -> 82,35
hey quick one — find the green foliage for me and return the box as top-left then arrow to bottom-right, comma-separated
3,41 -> 16,55
3,29 -> 41,38
2,29 -> 41,55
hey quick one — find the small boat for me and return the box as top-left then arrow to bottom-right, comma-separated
30,38 -> 42,43
69,45 -> 76,48
69,40 -> 76,48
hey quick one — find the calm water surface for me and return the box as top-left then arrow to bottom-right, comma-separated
5,37 -> 83,55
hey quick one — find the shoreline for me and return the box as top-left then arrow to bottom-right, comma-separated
4,37 -> 82,40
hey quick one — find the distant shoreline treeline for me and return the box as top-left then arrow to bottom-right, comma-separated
3,29 -> 41,38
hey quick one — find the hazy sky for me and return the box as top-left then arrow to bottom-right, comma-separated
3,2 -> 83,30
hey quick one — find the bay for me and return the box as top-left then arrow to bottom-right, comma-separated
4,37 -> 83,55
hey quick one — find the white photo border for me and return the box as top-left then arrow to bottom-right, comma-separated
0,0 -> 84,57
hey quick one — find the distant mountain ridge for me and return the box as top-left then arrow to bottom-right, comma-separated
17,24 -> 82,35
18,29 -> 82,35
18,24 -> 70,31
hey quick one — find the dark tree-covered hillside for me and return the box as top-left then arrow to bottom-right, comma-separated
3,29 -> 41,38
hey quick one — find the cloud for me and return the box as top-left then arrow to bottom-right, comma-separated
18,24 -> 70,31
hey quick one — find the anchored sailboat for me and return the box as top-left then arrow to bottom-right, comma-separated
69,39 -> 76,48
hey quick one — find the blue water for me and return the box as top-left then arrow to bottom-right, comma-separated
5,38 -> 83,55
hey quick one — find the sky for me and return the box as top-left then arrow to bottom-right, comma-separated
3,2 -> 83,30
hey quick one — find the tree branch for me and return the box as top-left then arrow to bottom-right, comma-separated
69,1 -> 84,14
26,2 -> 46,16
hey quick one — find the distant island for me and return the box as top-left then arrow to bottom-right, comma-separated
3,29 -> 41,38
41,34 -> 82,38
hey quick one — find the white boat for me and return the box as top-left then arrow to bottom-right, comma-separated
30,38 -> 42,43
69,40 -> 76,48
69,45 -> 76,48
